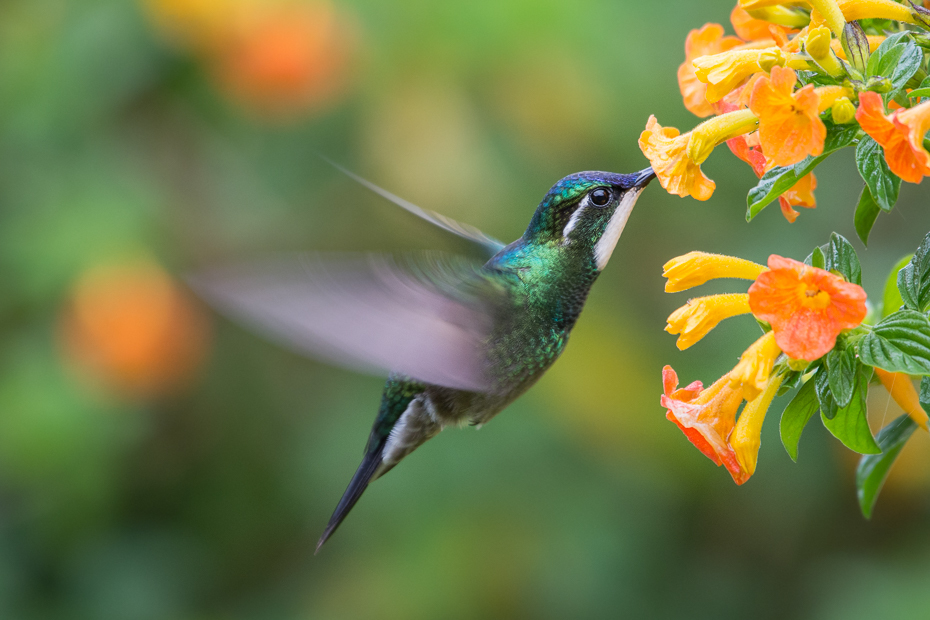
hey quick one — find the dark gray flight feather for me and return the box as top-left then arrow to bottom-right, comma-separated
189,253 -> 499,391
321,157 -> 506,256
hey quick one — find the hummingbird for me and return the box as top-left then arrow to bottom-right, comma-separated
193,165 -> 655,552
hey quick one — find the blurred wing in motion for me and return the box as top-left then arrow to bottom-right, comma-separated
321,157 -> 506,256
190,253 -> 504,391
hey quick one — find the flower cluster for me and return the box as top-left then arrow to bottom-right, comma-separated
661,234 -> 930,515
647,0 -> 930,517
640,0 -> 930,231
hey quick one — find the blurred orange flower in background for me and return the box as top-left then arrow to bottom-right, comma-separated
145,0 -> 358,119
59,260 -> 211,401
748,255 -> 867,361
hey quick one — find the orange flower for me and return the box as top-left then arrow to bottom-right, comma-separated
60,260 -> 211,400
778,173 -> 817,223
678,24 -> 743,117
728,133 -> 818,222
211,2 -> 357,118
730,5 -> 794,42
749,66 -> 825,168
661,366 -> 749,485
748,255 -> 867,360
856,91 -> 930,183
639,116 -> 716,200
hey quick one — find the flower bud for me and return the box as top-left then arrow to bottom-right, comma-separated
831,96 -> 856,124
841,22 -> 870,75
907,0 -> 930,30
758,47 -> 787,72
805,26 -> 845,77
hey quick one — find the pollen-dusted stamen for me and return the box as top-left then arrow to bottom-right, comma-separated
666,293 -> 752,350
663,251 -> 768,293
731,373 -> 784,478
874,368 -> 930,430
687,109 -> 759,164
728,331 -> 782,401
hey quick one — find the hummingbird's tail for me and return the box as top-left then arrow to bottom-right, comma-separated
315,444 -> 385,553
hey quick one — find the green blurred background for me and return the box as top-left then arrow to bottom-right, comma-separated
3,0 -> 930,618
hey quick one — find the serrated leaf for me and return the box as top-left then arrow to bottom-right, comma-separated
882,255 -> 911,318
746,124 -> 860,220
855,136 -> 901,212
897,232 -> 930,312
780,374 -> 820,462
854,186 -> 881,247
826,346 -> 857,407
816,367 -> 838,419
856,414 -> 917,518
825,233 -> 862,285
858,309 -> 930,375
821,364 -> 880,455
866,32 -> 923,100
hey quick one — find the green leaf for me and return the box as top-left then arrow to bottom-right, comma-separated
854,186 -> 881,247
858,309 -> 930,375
746,124 -> 860,220
816,367 -> 838,420
897,232 -> 930,312
856,414 -> 917,518
826,346 -> 857,407
824,233 -> 862,285
907,87 -> 930,99
866,32 -> 923,100
882,255 -> 911,318
821,364 -> 880,455
921,375 -> 930,404
780,374 -> 820,462
855,136 -> 901,212
806,246 -> 826,269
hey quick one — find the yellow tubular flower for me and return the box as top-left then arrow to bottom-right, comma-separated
728,332 -> 782,400
663,252 -> 768,293
739,0 -> 790,9
808,0 -> 846,36
666,294 -> 752,350
836,0 -> 914,23
731,374 -> 784,477
687,109 -> 759,164
805,26 -> 845,77
874,368 -> 930,430
746,6 -> 811,28
693,49 -> 773,103
815,85 -> 851,113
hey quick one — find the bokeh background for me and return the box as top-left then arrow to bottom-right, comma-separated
3,0 -> 930,618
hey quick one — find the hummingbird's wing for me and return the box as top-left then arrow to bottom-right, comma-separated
322,157 -> 506,256
190,253 -> 507,391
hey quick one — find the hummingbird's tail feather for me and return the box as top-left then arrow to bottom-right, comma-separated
315,444 -> 385,553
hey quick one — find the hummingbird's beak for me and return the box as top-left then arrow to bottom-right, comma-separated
632,167 -> 656,189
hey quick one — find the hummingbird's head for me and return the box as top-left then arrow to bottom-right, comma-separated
523,168 -> 655,271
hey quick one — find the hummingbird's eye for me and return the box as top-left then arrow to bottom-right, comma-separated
589,188 -> 611,207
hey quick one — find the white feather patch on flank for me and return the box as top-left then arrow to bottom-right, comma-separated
594,188 -> 643,271
562,195 -> 591,242
383,399 -> 419,465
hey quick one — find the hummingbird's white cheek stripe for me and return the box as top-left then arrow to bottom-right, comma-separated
562,195 -> 591,241
383,400 -> 418,465
594,188 -> 642,271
